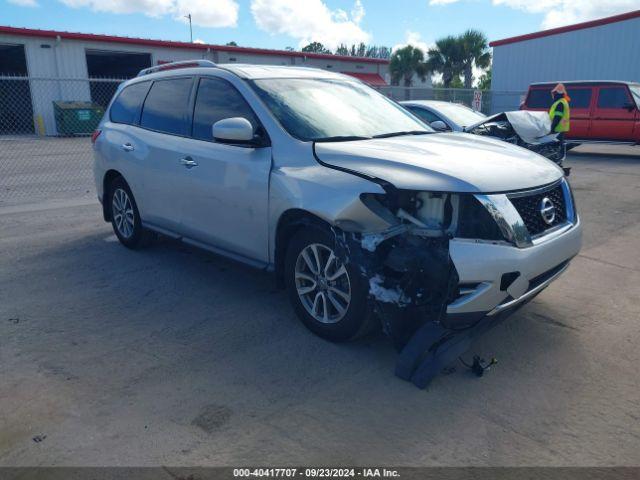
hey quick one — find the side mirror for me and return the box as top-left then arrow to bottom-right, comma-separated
430,120 -> 449,131
212,117 -> 254,143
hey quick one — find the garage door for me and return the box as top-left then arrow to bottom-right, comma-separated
0,43 -> 34,134
86,50 -> 152,107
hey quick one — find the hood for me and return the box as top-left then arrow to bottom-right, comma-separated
466,110 -> 554,144
314,132 -> 563,193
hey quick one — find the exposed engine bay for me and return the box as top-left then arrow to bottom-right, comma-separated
466,111 -> 566,165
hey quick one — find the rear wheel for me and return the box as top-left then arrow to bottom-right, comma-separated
285,227 -> 374,342
108,176 -> 152,249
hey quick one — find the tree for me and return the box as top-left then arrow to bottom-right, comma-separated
425,36 -> 464,88
389,45 -> 427,88
459,29 -> 491,88
335,43 -> 392,59
478,67 -> 491,90
226,41 -> 238,46
301,42 -> 332,54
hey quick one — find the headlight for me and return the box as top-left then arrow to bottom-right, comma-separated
361,190 -> 505,242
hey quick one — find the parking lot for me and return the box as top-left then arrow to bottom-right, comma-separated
1,142 -> 639,467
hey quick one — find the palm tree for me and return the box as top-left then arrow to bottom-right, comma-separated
425,36 -> 464,88
389,45 -> 427,88
459,29 -> 491,89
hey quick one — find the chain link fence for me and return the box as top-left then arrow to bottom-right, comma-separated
374,86 -> 525,115
1,77 -> 123,206
1,76 -> 525,207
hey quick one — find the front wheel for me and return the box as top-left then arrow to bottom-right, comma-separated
284,227 -> 374,342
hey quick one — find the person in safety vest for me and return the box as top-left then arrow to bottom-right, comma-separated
549,83 -> 570,141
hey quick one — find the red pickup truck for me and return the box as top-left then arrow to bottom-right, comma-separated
521,81 -> 640,146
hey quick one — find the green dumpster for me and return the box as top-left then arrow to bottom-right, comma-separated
53,101 -> 104,136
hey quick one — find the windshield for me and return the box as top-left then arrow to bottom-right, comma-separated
630,85 -> 640,109
250,78 -> 432,141
435,102 -> 486,128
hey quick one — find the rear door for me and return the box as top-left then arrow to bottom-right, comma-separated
134,76 -> 195,231
564,86 -> 593,140
175,76 -> 272,263
592,85 -> 636,141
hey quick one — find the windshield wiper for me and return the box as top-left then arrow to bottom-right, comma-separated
312,135 -> 372,143
372,130 -> 432,139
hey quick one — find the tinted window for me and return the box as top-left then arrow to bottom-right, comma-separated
408,107 -> 441,124
597,87 -> 631,108
110,82 -> 150,124
566,88 -> 592,108
140,78 -> 192,135
193,77 -> 259,141
526,88 -> 552,108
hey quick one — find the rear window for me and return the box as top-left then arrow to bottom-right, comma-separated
110,82 -> 150,125
525,88 -> 552,109
140,77 -> 193,135
597,87 -> 631,108
566,88 -> 591,108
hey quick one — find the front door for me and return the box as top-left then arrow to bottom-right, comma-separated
592,86 -> 636,141
176,77 -> 272,263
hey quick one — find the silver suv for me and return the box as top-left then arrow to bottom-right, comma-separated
93,60 -> 581,348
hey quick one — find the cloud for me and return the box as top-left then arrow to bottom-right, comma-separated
8,0 -> 39,6
428,0 -> 638,29
493,0 -> 638,29
59,0 -> 238,28
250,0 -> 370,50
393,30 -> 433,53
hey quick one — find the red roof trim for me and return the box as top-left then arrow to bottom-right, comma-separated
341,71 -> 387,86
490,9 -> 640,47
0,25 -> 389,64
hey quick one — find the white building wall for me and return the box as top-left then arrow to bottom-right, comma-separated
0,32 -> 388,134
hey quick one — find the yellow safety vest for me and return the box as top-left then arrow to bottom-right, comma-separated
549,98 -> 570,133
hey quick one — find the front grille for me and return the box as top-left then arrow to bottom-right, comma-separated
509,183 -> 567,236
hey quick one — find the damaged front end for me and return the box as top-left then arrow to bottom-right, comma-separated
333,188 -> 506,351
466,111 -> 566,165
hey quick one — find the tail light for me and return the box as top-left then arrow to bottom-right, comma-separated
91,129 -> 102,144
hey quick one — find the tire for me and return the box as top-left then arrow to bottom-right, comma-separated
284,226 -> 374,342
108,176 -> 152,249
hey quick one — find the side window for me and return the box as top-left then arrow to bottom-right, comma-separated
192,77 -> 259,141
597,87 -> 631,108
409,107 -> 441,124
110,82 -> 150,125
140,77 -> 192,135
526,88 -> 552,109
566,88 -> 592,109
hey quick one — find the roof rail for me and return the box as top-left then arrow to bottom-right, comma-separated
137,59 -> 216,77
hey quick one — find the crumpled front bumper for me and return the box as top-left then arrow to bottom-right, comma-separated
447,217 -> 582,321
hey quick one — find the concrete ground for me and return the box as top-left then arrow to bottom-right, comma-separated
0,144 -> 639,467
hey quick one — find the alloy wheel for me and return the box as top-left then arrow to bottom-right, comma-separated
112,188 -> 135,239
294,243 -> 351,324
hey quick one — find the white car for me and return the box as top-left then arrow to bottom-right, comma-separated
402,100 -> 566,165
92,61 -> 581,385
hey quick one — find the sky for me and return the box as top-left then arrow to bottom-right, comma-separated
2,0 -> 638,52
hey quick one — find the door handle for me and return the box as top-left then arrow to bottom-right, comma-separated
180,157 -> 198,168
121,143 -> 134,152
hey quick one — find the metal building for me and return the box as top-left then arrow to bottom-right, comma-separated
0,26 -> 389,135
489,10 -> 640,111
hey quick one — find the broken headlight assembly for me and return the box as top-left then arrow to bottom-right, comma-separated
360,190 -> 505,242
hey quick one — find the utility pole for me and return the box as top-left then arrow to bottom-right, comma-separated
184,14 -> 193,43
